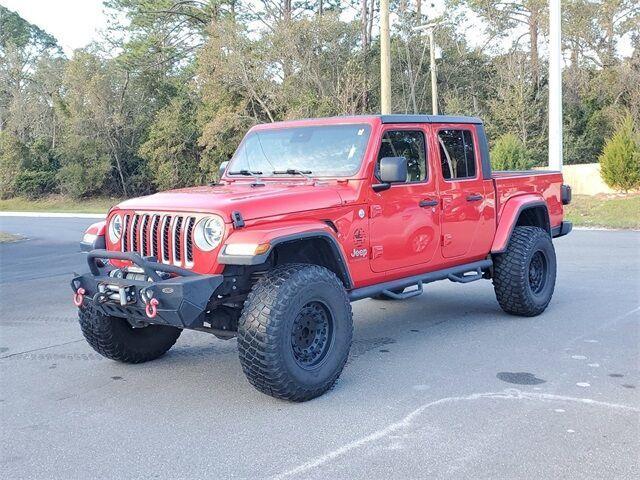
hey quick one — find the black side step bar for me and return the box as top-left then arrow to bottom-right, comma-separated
348,259 -> 492,301
380,281 -> 423,300
448,267 -> 484,284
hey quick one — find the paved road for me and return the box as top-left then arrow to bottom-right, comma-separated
1,216 -> 638,479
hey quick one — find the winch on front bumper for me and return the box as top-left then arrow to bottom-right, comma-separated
71,250 -> 223,329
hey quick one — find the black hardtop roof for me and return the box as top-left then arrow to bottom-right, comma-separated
379,114 -> 483,125
264,114 -> 484,126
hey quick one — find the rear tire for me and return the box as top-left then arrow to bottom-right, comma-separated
492,226 -> 557,317
78,302 -> 182,363
237,264 -> 353,402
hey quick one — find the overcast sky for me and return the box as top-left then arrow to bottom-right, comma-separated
1,0 -> 108,55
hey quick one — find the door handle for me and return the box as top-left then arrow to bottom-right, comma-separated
466,194 -> 483,202
419,199 -> 439,208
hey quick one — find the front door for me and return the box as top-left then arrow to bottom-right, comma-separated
369,127 -> 440,273
435,126 -> 490,258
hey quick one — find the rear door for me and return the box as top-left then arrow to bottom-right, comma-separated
435,125 -> 493,259
368,126 -> 440,272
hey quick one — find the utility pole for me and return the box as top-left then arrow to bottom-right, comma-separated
548,0 -> 563,170
413,21 -> 442,115
429,28 -> 438,115
380,0 -> 392,114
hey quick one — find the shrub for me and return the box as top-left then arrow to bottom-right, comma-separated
490,133 -> 533,171
14,170 -> 57,199
56,157 -> 110,199
599,114 -> 640,193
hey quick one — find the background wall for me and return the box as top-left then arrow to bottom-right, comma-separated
546,163 -> 616,195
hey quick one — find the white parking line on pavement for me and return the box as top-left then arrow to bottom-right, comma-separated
0,211 -> 105,219
272,389 -> 639,480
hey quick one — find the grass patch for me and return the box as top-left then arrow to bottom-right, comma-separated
0,231 -> 25,243
0,196 -> 119,214
565,194 -> 640,229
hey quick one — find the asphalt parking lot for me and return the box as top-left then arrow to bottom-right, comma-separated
1,216 -> 638,479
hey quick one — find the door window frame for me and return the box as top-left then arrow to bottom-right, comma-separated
373,125 -> 432,188
436,126 -> 481,183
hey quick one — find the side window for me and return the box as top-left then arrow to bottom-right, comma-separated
438,129 -> 476,180
377,130 -> 427,182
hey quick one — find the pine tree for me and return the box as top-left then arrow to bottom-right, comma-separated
599,114 -> 640,193
490,133 -> 533,171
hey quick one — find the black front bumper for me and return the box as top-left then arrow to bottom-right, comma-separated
71,250 -> 223,329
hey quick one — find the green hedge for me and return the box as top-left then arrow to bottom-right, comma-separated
14,170 -> 57,199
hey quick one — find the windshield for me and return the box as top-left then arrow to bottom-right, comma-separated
228,124 -> 371,177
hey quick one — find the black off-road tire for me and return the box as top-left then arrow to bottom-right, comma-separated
237,264 -> 353,402
371,287 -> 405,300
78,302 -> 182,363
493,226 -> 557,317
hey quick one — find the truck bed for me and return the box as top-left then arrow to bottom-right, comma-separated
492,170 -> 565,230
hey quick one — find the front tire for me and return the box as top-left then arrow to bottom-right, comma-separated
237,264 -> 353,402
492,226 -> 557,317
79,302 -> 182,363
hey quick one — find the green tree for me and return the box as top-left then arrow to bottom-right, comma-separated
0,1 -> 639,202
59,51 -> 154,197
0,5 -> 60,53
490,133 -> 533,170
0,130 -> 24,197
485,53 -> 546,165
451,0 -> 546,86
140,93 -> 202,190
599,114 -> 640,193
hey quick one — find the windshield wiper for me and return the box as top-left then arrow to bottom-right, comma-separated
272,169 -> 312,179
228,169 -> 263,176
227,169 -> 265,187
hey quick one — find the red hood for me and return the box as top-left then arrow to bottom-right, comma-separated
115,181 -> 345,222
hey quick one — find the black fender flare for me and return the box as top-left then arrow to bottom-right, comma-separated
218,231 -> 353,289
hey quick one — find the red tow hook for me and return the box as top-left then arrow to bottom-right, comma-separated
145,298 -> 159,319
73,288 -> 85,307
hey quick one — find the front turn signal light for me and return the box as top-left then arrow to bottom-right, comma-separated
224,242 -> 270,256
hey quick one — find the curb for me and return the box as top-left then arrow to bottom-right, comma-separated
573,226 -> 639,232
0,212 -> 105,219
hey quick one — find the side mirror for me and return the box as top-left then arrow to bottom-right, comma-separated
373,156 -> 407,192
219,160 -> 229,178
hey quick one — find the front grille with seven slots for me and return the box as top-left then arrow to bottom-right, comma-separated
120,213 -> 197,267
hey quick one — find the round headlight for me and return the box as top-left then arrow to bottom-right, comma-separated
194,216 -> 225,251
109,214 -> 122,243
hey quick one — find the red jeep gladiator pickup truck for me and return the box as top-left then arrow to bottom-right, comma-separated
73,115 -> 571,401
